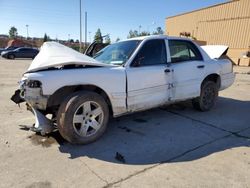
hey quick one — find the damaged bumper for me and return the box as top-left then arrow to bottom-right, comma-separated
11,79 -> 49,110
11,79 -> 54,135
30,106 -> 54,135
220,72 -> 235,91
24,87 -> 49,110
11,89 -> 25,104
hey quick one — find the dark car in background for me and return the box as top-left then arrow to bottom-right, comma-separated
0,46 -> 19,54
1,47 -> 39,59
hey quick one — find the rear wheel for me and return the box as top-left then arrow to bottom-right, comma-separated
192,81 -> 218,111
57,91 -> 109,144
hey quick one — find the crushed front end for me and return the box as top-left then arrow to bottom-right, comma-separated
11,78 -> 55,135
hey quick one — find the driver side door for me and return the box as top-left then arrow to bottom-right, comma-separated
126,39 -> 172,112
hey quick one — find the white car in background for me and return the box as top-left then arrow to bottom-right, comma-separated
11,35 -> 235,144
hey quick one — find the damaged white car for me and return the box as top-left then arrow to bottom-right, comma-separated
11,35 -> 235,144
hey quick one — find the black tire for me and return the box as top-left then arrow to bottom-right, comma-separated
57,91 -> 109,144
8,54 -> 15,59
192,81 -> 218,111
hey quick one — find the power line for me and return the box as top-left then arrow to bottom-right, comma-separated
0,16 -> 78,26
0,5 -> 78,17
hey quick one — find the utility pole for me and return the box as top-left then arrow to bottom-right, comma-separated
26,25 -> 29,39
79,0 -> 83,52
85,11 -> 87,48
89,31 -> 92,43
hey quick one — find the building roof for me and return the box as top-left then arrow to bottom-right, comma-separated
166,0 -> 239,19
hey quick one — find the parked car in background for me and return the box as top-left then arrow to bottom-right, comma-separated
0,46 -> 19,54
11,36 -> 235,144
1,47 -> 39,59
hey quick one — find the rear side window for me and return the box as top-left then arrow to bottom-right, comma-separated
19,48 -> 29,52
169,40 -> 203,63
132,39 -> 167,66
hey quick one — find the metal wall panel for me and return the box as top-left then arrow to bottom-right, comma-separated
166,0 -> 250,49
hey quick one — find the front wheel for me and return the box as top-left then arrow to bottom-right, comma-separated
8,54 -> 15,59
192,81 -> 219,111
57,91 -> 109,144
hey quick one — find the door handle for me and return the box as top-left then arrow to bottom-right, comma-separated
165,69 -> 171,73
197,65 -> 205,69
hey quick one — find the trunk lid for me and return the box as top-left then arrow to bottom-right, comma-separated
201,45 -> 229,59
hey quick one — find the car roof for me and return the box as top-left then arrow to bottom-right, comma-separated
16,47 -> 37,50
125,35 -> 193,42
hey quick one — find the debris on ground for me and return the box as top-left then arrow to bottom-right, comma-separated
118,126 -> 145,136
115,152 -> 126,163
28,134 -> 56,148
118,126 -> 131,132
19,124 -> 32,131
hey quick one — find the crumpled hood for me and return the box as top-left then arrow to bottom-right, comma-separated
201,45 -> 229,59
27,42 -> 112,72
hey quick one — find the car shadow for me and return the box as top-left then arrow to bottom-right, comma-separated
31,97 -> 250,165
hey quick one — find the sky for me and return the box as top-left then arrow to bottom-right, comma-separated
0,0 -> 228,42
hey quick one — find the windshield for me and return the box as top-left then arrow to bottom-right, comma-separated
94,40 -> 141,65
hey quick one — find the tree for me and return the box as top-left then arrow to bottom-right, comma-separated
153,27 -> 164,35
43,33 -> 50,42
69,39 -> 74,43
128,29 -> 151,38
94,28 -> 103,43
127,30 -> 139,39
9,26 -> 18,38
140,31 -> 150,36
104,35 -> 111,44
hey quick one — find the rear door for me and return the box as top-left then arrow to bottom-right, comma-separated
29,49 -> 38,58
168,39 -> 206,100
25,49 -> 35,58
126,39 -> 171,112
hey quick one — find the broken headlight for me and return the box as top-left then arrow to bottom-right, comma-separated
26,80 -> 42,88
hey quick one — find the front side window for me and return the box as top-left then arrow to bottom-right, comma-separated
94,40 -> 141,65
132,39 -> 167,66
169,40 -> 203,63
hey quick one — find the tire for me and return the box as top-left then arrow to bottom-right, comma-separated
192,81 -> 218,111
8,54 -> 15,59
57,91 -> 109,144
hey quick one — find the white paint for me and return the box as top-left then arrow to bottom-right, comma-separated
22,36 -> 235,117
126,65 -> 171,112
25,66 -> 128,116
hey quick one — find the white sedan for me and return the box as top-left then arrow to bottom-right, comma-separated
11,35 -> 235,144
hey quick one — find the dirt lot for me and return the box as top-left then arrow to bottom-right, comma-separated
0,57 -> 249,188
